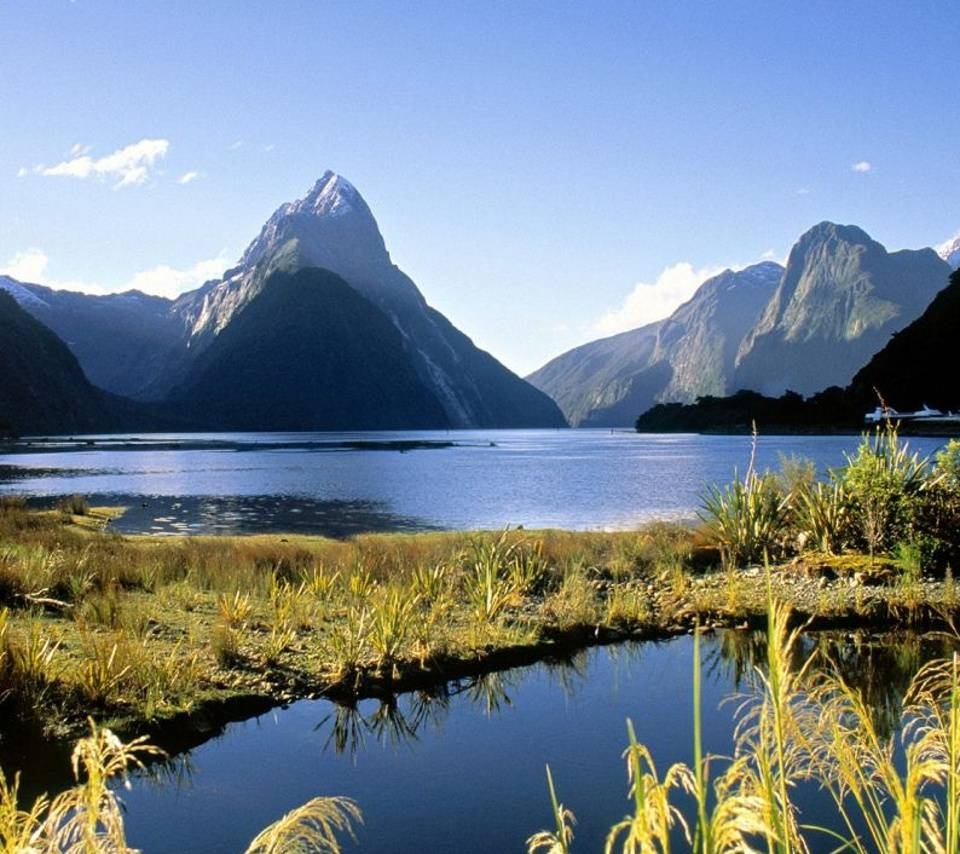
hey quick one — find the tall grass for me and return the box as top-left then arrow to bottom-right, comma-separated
533,589 -> 960,852
0,719 -> 360,854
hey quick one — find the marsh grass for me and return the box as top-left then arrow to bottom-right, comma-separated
0,719 -> 359,854
534,588 -> 960,853
0,492 -> 956,739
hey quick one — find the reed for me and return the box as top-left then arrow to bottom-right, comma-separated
0,719 -> 359,854
527,766 -> 575,854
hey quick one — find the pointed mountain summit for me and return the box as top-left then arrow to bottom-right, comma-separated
166,172 -> 565,428
733,222 -> 952,396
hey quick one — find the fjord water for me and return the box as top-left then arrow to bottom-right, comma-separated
0,430 -> 948,535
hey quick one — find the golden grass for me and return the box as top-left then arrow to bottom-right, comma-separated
0,496 -> 957,742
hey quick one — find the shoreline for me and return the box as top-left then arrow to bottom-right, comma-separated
1,501 -> 955,753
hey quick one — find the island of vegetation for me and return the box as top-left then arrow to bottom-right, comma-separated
3,428 -> 960,851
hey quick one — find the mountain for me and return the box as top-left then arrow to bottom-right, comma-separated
2,173 -> 566,429
0,290 -> 115,434
527,262 -> 782,426
733,223 -> 951,396
166,172 -> 565,427
0,276 -> 187,399
849,266 -> 960,411
635,266 -> 960,434
167,267 -> 451,429
939,234 -> 960,268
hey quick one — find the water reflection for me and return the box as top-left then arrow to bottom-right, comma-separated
708,628 -> 959,739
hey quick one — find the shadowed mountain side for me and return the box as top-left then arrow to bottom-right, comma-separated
849,267 -> 960,411
0,290 -> 119,434
526,321 -> 663,427
0,276 -> 188,400
164,267 -> 451,430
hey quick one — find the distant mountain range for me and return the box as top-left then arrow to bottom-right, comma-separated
527,262 -> 783,426
529,223 -> 953,426
635,266 -> 960,433
0,172 -> 565,433
2,175 -> 956,436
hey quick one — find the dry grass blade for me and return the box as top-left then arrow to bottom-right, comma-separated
527,765 -> 575,854
243,796 -> 362,854
43,718 -> 165,853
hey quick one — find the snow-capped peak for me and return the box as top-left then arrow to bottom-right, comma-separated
936,232 -> 960,268
296,170 -> 359,219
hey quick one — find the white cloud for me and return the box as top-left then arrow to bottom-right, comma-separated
796,187 -> 810,195
177,170 -> 202,185
33,138 -> 170,188
15,166 -> 29,178
1,248 -> 229,298
124,252 -> 229,298
68,143 -> 92,158
262,143 -> 276,153
229,139 -> 245,150
591,262 -> 730,337
852,161 -> 872,173
0,248 -> 50,282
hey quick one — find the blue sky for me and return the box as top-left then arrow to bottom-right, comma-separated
2,0 -> 958,375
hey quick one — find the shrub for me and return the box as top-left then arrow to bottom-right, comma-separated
841,427 -> 930,558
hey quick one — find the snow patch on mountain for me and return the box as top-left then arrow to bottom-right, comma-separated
0,276 -> 49,309
937,233 -> 960,268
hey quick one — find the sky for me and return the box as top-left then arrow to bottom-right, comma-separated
2,0 -> 959,376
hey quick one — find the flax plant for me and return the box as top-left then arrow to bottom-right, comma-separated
700,470 -> 790,570
369,586 -> 420,675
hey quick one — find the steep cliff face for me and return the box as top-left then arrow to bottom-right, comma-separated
734,223 -> 951,396
167,171 -> 566,428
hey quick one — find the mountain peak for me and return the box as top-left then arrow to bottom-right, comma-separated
297,171 -> 362,219
937,232 -> 960,268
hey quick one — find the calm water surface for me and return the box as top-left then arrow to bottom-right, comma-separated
1,430 -> 949,851
0,430 -> 948,535
72,629 -> 944,853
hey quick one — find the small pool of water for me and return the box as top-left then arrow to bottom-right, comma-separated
15,629 -> 933,853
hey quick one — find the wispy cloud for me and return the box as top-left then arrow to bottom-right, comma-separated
852,160 -> 872,173
177,170 -> 202,185
229,139 -> 245,151
262,143 -> 276,153
590,262 -> 730,337
29,138 -> 170,188
68,142 -> 92,158
1,248 -> 229,298
124,252 -> 229,298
